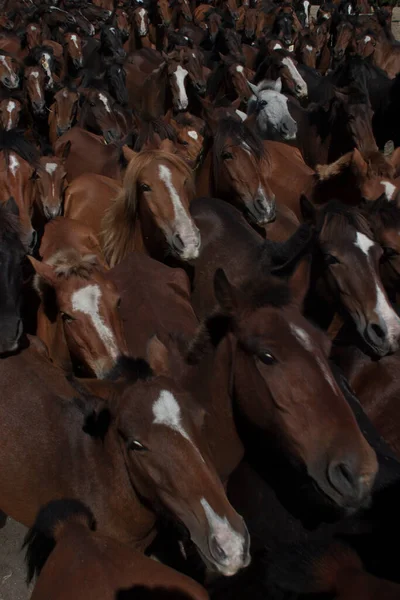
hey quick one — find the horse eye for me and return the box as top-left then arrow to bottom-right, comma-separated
180,140 -> 189,146
221,151 -> 233,160
61,312 -> 74,323
89,101 -> 95,107
117,298 -> 122,308
384,247 -> 398,258
324,253 -> 340,265
258,351 -> 276,365
260,100 -> 268,107
139,183 -> 151,192
129,440 -> 147,451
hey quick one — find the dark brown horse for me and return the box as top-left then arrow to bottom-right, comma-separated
26,499 -> 209,600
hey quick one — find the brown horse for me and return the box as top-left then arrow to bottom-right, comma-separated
34,156 -> 67,220
102,144 -> 200,267
0,340 -> 250,576
26,500 -> 209,600
24,65 -> 46,117
63,32 -> 84,71
29,217 -> 128,378
196,117 -> 276,226
0,97 -> 21,130
48,87 -> 79,145
301,198 -> 400,357
0,51 -> 19,90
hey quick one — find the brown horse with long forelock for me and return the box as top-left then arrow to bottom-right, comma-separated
102,145 -> 200,267
34,156 -> 68,220
0,340 -> 250,576
26,500 -> 209,600
29,217 -> 128,378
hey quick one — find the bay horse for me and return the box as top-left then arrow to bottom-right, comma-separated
29,217 -> 128,378
78,87 -> 122,144
26,499 -> 209,600
0,97 -> 22,130
102,144 -> 200,267
301,197 -> 400,358
48,86 -> 79,145
196,117 -> 276,226
24,65 -> 46,117
0,129 -> 38,252
0,340 -> 250,576
33,155 -> 67,220
0,197 -> 27,354
0,50 -> 20,89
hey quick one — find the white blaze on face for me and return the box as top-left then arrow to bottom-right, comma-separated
9,154 -> 19,177
153,390 -> 190,442
236,65 -> 244,73
281,57 -> 307,98
354,232 -> 400,349
6,100 -> 16,130
173,65 -> 189,110
290,323 -> 338,392
235,109 -> 247,121
42,52 -> 53,88
380,180 -> 397,201
303,0 -> 310,26
306,45 -> 313,52
200,498 -> 246,575
188,130 -> 198,140
158,164 -> 200,260
31,70 -> 43,99
0,55 -> 17,87
364,36 -> 371,43
98,92 -> 111,113
273,43 -> 283,50
71,284 -> 119,373
45,162 -> 58,175
70,34 -> 79,48
138,8 -> 147,35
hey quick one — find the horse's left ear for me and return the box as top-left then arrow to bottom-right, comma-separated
247,80 -> 259,96
164,108 -> 173,123
122,145 -> 137,162
147,335 -> 171,377
159,138 -> 177,154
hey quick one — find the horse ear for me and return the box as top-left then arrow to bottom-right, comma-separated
27,256 -> 58,287
122,145 -> 137,162
247,80 -> 259,95
214,268 -> 237,314
164,108 -> 173,123
4,196 -> 19,218
159,138 -> 177,154
147,335 -> 171,377
300,194 -> 316,224
274,77 -> 282,93
219,52 -> 229,63
231,98 -> 241,110
389,147 -> 400,179
60,140 -> 71,161
351,148 -> 368,178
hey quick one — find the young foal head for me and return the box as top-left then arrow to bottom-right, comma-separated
34,156 -> 67,220
30,249 -> 127,378
102,147 -> 200,267
302,199 -> 400,357
189,266 -> 378,513
109,341 -> 250,576
212,118 -> 276,225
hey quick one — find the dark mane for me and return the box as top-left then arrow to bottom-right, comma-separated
213,117 -> 267,180
0,129 -> 38,164
260,223 -> 315,274
134,116 -> 176,151
0,200 -> 22,243
107,356 -> 154,382
318,200 -> 373,237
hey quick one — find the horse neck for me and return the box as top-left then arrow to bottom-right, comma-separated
186,333 -> 244,482
195,146 -> 213,196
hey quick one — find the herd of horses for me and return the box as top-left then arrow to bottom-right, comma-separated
1,0 -> 400,597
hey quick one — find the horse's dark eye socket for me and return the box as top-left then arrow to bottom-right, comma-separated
180,140 -> 189,146
89,101 -> 95,107
139,183 -> 151,192
260,100 -> 268,107
258,351 -> 276,365
61,312 -> 74,323
384,247 -> 398,258
222,151 -> 233,160
324,253 -> 340,265
129,440 -> 147,451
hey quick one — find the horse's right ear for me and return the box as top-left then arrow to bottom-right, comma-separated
300,194 -> 317,224
122,145 -> 137,162
56,140 -> 71,162
214,268 -> 237,314
27,257 -> 58,287
247,80 -> 259,95
147,335 -> 171,377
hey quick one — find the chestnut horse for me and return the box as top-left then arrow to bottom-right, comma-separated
34,156 -> 68,220
102,144 -> 201,267
0,340 -> 250,576
29,217 -> 128,378
26,500 -> 209,600
0,97 -> 22,130
196,117 -> 276,226
48,87 -> 79,145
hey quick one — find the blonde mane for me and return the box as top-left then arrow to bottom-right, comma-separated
101,149 -> 194,267
33,249 -> 101,295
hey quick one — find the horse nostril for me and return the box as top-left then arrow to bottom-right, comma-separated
328,460 -> 358,497
173,233 -> 185,252
3,77 -> 10,87
210,536 -> 228,563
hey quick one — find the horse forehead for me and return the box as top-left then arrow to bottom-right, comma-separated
354,231 -> 375,255
72,284 -> 101,313
152,390 -> 191,439
44,162 -> 59,175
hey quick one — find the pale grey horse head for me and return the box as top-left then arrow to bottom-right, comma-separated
247,78 -> 297,141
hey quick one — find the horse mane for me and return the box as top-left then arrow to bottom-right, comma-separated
133,116 -> 176,151
0,129 -> 39,164
23,499 -> 96,584
318,200 -> 373,238
46,250 -> 100,279
213,117 -> 268,181
0,199 -> 22,242
101,149 -> 194,267
206,62 -> 229,100
364,193 -> 400,228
